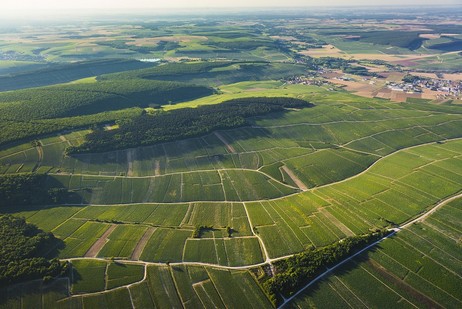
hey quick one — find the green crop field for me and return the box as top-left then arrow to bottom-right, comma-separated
287,197 -> 462,308
1,9 -> 462,308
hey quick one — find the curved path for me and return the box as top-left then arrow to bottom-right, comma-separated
50,138 -> 462,303
61,191 -> 462,302
279,192 -> 462,308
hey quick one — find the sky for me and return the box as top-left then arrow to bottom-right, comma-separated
2,0 -> 460,10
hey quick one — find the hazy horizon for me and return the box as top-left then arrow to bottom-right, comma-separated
0,0 -> 460,21
2,0 -> 460,10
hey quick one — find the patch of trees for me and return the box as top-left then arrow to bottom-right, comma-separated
0,108 -> 141,147
343,65 -> 372,76
0,215 -> 67,287
192,225 -> 215,238
313,57 -> 375,76
260,230 -> 390,306
402,74 -> 422,83
68,97 -> 313,154
0,174 -> 69,208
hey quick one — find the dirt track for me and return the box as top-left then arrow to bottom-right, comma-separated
131,227 -> 156,260
281,166 -> 308,191
214,132 -> 236,153
127,149 -> 135,176
84,225 -> 117,258
319,207 -> 355,237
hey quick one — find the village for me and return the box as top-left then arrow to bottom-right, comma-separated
386,75 -> 462,99
284,68 -> 462,102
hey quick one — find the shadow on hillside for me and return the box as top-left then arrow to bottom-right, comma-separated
1,175 -> 88,213
68,105 -> 311,169
284,243 -> 386,304
142,63 -> 269,85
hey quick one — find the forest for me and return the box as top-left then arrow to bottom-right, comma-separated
0,174 -> 69,209
0,215 -> 66,287
68,97 -> 312,153
0,79 -> 214,120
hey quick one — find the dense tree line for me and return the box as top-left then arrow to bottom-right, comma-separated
68,97 -> 313,154
260,230 -> 390,306
0,174 -> 68,208
0,215 -> 66,287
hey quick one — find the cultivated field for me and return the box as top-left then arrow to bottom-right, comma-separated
1,9 -> 462,308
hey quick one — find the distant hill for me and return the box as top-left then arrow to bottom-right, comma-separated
0,59 -> 154,91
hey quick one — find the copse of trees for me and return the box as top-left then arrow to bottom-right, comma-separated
313,57 -> 375,76
0,108 -> 142,147
261,230 -> 390,306
68,97 -> 313,154
0,174 -> 68,208
402,74 -> 422,83
0,215 -> 66,287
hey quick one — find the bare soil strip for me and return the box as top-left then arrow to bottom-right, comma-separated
319,208 -> 355,237
131,227 -> 156,260
84,225 -> 117,258
281,166 -> 308,191
127,149 -> 135,177
154,160 -> 161,176
214,132 -> 236,153
33,145 -> 43,172
366,260 -> 443,309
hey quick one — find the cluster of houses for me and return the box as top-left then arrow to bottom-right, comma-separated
284,75 -> 330,86
387,77 -> 462,99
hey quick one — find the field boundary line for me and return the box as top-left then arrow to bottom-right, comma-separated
84,224 -> 117,258
64,260 -> 147,299
48,137 -> 462,206
359,264 -> 420,308
131,227 -> 156,260
281,165 -> 308,191
49,166 -> 299,190
279,192 -> 462,308
214,131 -> 236,153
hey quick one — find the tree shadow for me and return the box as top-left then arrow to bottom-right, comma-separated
283,243 -> 384,304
